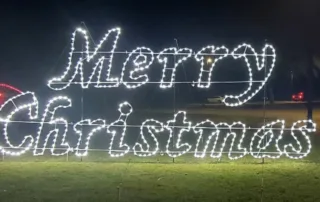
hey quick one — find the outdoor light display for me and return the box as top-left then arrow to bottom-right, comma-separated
193,121 -> 248,160
48,27 -> 121,89
0,26 -> 316,160
0,92 -> 38,156
157,47 -> 193,88
250,120 -> 285,159
33,96 -> 72,156
74,119 -> 105,157
165,111 -> 192,158
133,119 -> 164,157
107,102 -> 132,157
195,45 -> 229,89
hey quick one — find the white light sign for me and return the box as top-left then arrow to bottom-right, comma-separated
0,26 -> 316,160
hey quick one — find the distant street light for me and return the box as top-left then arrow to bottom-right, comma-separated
207,57 -> 213,64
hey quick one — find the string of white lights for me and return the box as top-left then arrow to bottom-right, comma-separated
0,92 -> 38,156
73,51 -> 275,56
283,120 -> 316,159
195,45 -> 229,88
193,120 -> 249,159
0,119 -> 312,131
120,47 -> 154,88
0,146 -> 309,155
33,96 -> 72,156
250,120 -> 285,159
133,119 -> 164,157
107,102 -> 132,157
49,80 -> 265,84
212,122 -> 247,160
73,119 -> 106,156
222,44 -> 276,107
49,117 -> 70,156
157,47 -> 192,88
46,26 -> 276,106
1,26 -> 317,160
193,120 -> 218,158
1,100 -> 315,160
223,44 -> 276,107
74,119 -> 90,156
48,27 -> 121,90
165,111 -> 192,157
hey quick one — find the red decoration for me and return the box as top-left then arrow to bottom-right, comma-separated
0,83 -> 22,105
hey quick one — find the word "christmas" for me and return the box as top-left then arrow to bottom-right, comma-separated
0,92 -> 316,160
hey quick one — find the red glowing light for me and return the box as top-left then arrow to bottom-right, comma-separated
0,83 -> 22,94
292,91 -> 304,101
0,83 -> 22,105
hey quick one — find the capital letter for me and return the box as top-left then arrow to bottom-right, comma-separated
0,92 -> 38,156
48,27 -> 121,90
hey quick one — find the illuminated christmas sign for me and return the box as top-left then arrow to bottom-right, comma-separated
0,26 -> 316,159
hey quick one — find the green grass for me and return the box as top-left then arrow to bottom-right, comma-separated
1,153 -> 320,201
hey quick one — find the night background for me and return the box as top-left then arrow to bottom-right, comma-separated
1,1 -> 320,201
1,0 -> 320,109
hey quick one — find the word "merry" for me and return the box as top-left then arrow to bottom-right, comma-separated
47,27 -> 276,106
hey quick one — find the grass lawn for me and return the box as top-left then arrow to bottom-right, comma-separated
1,155 -> 320,202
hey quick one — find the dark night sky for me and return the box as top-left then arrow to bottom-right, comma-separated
0,0 -> 320,105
